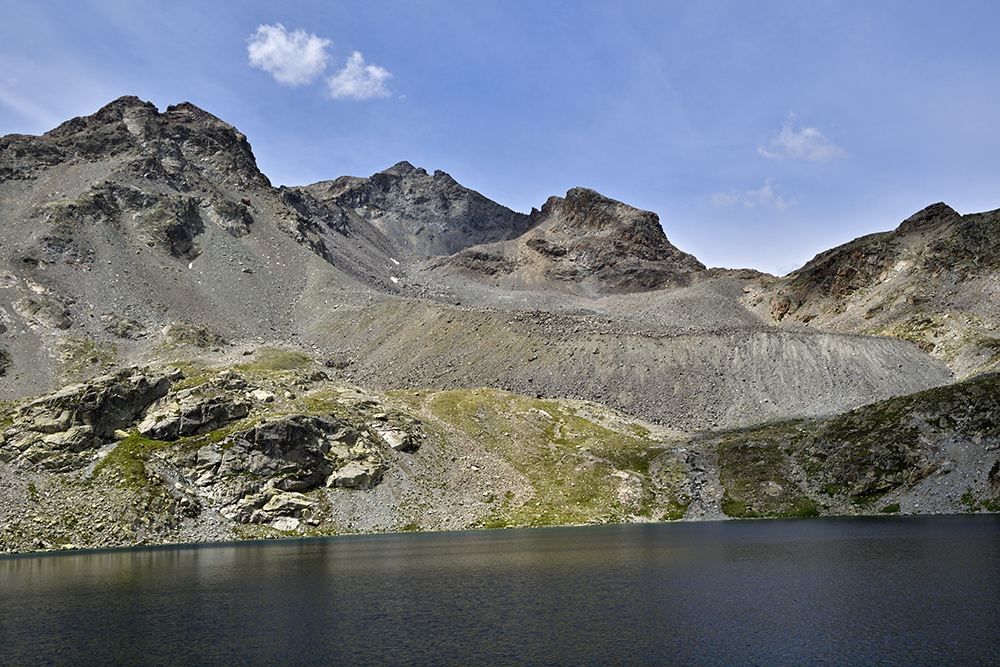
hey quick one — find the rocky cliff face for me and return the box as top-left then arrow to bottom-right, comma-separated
1,96 -> 268,190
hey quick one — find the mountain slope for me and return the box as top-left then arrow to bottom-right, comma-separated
747,202 -> 1000,378
1,97 -> 950,431
0,96 -> 382,398
2,96 -> 992,555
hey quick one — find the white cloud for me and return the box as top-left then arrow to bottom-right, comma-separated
712,178 -> 792,210
326,52 -> 392,100
759,114 -> 846,162
247,24 -> 331,87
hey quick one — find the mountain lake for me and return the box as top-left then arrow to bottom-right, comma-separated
1,515 -> 998,666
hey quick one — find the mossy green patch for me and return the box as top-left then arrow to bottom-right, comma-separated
236,347 -> 312,372
706,373 -> 1000,516
419,388 -> 688,528
94,435 -> 172,489
715,429 -> 819,518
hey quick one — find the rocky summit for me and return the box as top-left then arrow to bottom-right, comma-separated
1,97 -> 998,554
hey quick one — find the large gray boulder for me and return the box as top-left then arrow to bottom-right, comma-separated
137,395 -> 249,440
180,414 -> 385,522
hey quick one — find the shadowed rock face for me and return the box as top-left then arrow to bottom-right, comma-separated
288,161 -> 535,258
529,187 -> 707,290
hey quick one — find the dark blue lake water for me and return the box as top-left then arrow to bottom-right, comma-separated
1,515 -> 998,666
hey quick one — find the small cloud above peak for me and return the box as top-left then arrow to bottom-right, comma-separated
759,114 -> 846,162
247,24 -> 332,87
326,52 -> 392,101
246,25 -> 392,101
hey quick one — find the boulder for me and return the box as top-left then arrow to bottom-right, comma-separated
327,461 -> 383,489
261,492 -> 317,515
137,395 -> 249,440
251,389 -> 275,403
15,426 -> 97,471
215,415 -> 340,489
370,424 -> 420,452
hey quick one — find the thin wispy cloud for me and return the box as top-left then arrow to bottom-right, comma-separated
712,178 -> 792,210
0,86 -> 62,131
759,114 -> 846,162
326,52 -> 392,100
247,24 -> 332,87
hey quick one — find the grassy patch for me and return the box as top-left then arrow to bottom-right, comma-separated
420,388 -> 686,528
94,435 -> 172,488
160,323 -> 226,351
236,347 -> 312,372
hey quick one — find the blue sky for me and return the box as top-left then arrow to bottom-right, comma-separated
2,1 -> 998,275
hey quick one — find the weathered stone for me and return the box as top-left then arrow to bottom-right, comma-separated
223,492 -> 269,522
138,412 -> 181,440
262,492 -> 316,515
41,425 -> 96,451
371,424 -> 419,452
269,517 -> 300,531
216,415 -> 338,488
14,426 -> 97,471
327,461 -> 383,489
176,396 -> 249,436
14,295 -> 72,329
251,389 -> 275,403
28,412 -> 70,434
137,396 -> 248,440
216,370 -> 247,390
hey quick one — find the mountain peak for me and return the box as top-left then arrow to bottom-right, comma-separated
293,161 -> 532,257
897,202 -> 960,233
45,96 -> 158,139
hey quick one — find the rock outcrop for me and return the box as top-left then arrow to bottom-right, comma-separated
706,372 -> 1000,518
169,413 -> 388,527
1,368 -> 175,470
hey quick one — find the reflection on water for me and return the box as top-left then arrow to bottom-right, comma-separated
1,516 -> 998,666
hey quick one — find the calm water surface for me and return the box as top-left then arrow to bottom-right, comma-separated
1,515 -> 998,666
